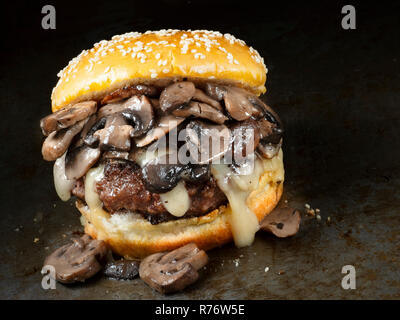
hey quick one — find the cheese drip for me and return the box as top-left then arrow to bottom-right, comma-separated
85,165 -> 105,210
53,153 -> 75,201
160,181 -> 191,217
211,150 -> 283,247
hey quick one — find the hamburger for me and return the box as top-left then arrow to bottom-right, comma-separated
40,30 -> 284,259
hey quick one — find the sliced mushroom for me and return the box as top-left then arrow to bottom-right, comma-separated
121,95 -> 154,137
97,101 -> 126,119
98,96 -> 154,138
94,125 -> 133,151
65,145 -> 101,180
101,84 -> 159,104
181,164 -> 211,183
257,138 -> 283,159
260,207 -> 301,238
159,82 -> 196,113
83,117 -> 107,147
150,98 -> 160,109
104,260 -> 140,280
141,154 -> 187,193
247,96 -> 283,129
185,121 -> 232,164
205,83 -> 226,101
223,86 -> 261,121
91,113 -> 133,151
230,119 -> 261,160
74,114 -> 98,148
192,88 -> 222,111
135,115 -> 185,147
42,118 -> 88,161
139,243 -> 208,294
40,101 -> 97,136
173,101 -> 228,124
43,234 -> 109,283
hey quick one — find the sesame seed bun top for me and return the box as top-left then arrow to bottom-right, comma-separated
51,30 -> 268,112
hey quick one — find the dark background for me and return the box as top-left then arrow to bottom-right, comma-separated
0,0 -> 399,299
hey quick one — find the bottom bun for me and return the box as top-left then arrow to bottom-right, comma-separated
77,151 -> 284,259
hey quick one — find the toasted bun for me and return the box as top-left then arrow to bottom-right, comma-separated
52,30 -> 267,112
77,150 -> 284,259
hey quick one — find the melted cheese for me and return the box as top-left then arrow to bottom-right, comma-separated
84,165 -> 105,210
211,150 -> 283,247
160,181 -> 191,217
53,153 -> 75,201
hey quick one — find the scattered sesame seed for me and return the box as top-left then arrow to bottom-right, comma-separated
264,266 -> 270,273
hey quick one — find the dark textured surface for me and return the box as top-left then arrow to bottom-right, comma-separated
0,0 -> 399,299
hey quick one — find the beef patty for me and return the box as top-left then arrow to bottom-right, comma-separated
72,161 -> 227,224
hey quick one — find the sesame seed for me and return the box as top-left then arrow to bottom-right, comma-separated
53,30 -> 268,95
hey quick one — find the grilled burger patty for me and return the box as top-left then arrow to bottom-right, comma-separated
72,160 -> 227,224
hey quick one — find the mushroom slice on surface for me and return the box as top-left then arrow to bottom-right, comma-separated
192,88 -> 223,111
65,145 -> 101,180
135,115 -> 185,147
159,81 -> 196,113
101,84 -> 159,104
185,121 -> 232,164
139,243 -> 209,294
104,260 -> 140,280
260,207 -> 301,238
172,101 -> 228,124
121,95 -> 154,137
43,234 -> 109,284
40,101 -> 97,136
42,118 -> 88,161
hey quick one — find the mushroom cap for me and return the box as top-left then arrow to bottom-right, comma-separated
51,30 -> 267,112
